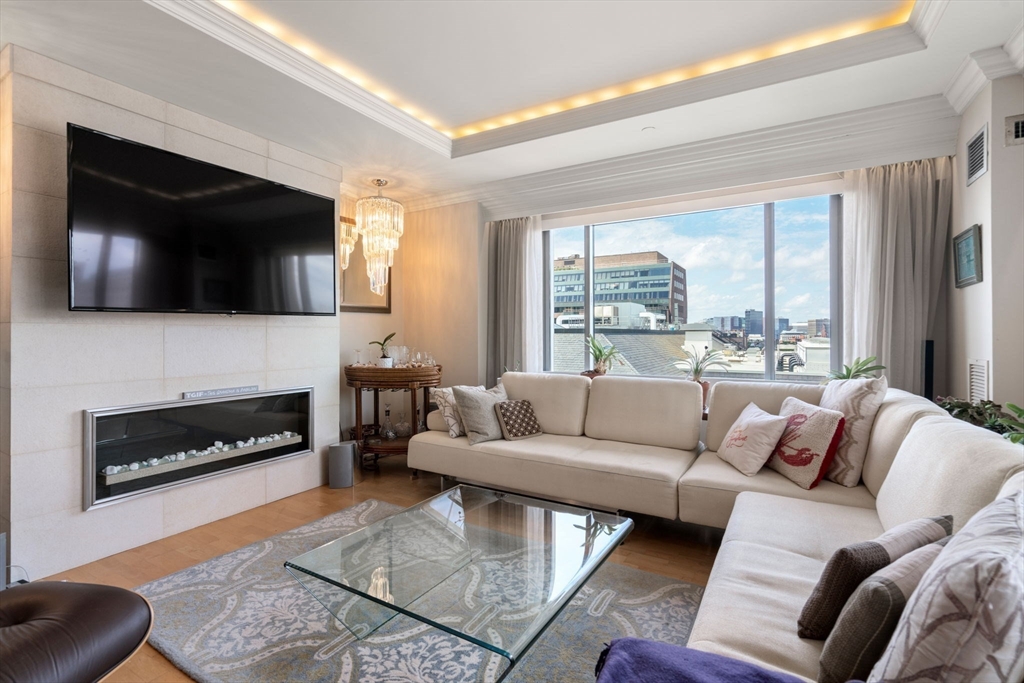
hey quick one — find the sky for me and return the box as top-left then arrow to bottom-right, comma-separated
550,194 -> 831,325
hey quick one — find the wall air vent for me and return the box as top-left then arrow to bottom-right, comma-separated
968,358 -> 989,403
1006,114 -> 1024,147
966,125 -> 987,186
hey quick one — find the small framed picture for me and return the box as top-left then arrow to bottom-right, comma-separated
953,224 -> 983,288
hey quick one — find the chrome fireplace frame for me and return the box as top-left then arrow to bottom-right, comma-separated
83,386 -> 315,511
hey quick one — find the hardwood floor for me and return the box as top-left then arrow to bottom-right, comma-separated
47,456 -> 719,682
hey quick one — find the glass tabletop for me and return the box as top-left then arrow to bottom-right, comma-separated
285,485 -> 633,663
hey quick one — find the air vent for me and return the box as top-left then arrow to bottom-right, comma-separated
966,125 -> 987,186
1006,114 -> 1024,147
968,358 -> 989,403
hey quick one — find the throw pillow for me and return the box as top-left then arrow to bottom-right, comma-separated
430,386 -> 481,438
820,376 -> 888,487
717,402 -> 790,476
798,515 -> 953,640
494,400 -> 542,441
869,491 -> 1023,682
818,537 -> 950,683
452,384 -> 507,445
766,397 -> 845,490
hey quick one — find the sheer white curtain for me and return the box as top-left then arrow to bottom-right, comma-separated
487,216 -> 544,382
843,157 -> 952,393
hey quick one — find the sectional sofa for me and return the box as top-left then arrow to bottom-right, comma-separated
409,372 -> 1024,681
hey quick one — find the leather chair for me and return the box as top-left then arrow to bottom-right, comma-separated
0,581 -> 153,683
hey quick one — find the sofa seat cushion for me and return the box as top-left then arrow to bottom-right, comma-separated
678,452 -> 877,529
408,431 -> 697,519
722,493 -> 885,563
688,493 -> 886,682
687,541 -> 825,683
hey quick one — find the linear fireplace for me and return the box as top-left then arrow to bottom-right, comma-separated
83,387 -> 314,510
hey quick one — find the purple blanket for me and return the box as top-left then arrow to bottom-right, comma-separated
595,638 -> 806,683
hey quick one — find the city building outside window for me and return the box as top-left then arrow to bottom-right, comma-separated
543,194 -> 841,382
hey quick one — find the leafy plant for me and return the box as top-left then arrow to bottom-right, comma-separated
674,344 -> 729,382
825,356 -> 886,383
586,335 -> 623,374
998,404 -> 1024,444
936,396 -> 1011,435
369,332 -> 396,358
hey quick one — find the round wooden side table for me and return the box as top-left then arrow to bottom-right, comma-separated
343,364 -> 443,469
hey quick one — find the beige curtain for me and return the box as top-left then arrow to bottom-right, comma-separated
487,216 -> 543,383
843,157 -> 952,393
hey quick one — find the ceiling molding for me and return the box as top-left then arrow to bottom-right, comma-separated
409,95 -> 959,220
907,0 -> 949,44
1005,21 -> 1024,72
944,45 -> 1022,114
144,0 -> 453,157
450,23 -> 926,158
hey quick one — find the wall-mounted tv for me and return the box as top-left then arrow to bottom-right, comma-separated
67,124 -> 337,315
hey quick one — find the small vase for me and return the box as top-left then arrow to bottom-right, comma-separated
381,404 -> 397,440
377,357 -> 394,368
697,379 -> 710,409
581,369 -> 604,379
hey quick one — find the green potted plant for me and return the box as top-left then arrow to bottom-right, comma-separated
998,404 -> 1024,444
824,356 -> 886,383
583,335 -> 622,378
674,344 -> 729,408
369,332 -> 396,368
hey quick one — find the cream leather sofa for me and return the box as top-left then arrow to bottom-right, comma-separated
688,416 -> 1023,681
411,372 -> 1024,681
410,373 -> 703,519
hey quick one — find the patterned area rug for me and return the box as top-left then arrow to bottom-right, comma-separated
137,499 -> 703,682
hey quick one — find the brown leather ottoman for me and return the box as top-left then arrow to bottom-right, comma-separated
0,581 -> 153,683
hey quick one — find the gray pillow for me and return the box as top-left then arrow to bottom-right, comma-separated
452,384 -> 507,445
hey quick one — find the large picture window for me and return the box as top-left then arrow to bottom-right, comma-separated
543,194 -> 841,383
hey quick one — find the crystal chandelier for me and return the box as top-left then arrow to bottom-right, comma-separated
343,179 -> 404,296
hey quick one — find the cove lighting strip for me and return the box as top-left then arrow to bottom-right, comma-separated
214,0 -> 915,140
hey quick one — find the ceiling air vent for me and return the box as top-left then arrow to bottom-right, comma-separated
966,125 -> 987,186
1006,114 -> 1024,147
968,358 -> 989,403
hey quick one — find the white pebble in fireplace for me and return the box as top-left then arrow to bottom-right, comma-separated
84,387 -> 314,510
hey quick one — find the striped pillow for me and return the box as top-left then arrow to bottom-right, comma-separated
818,538 -> 950,683
798,515 -> 952,640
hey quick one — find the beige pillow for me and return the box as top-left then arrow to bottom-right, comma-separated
716,402 -> 789,476
821,376 -> 888,487
431,386 -> 482,438
452,384 -> 507,445
870,491 -> 1024,682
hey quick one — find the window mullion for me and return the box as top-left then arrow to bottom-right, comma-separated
829,194 -> 843,371
583,224 -> 594,371
764,203 -> 776,381
542,230 -> 552,372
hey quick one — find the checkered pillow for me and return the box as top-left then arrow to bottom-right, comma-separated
494,400 -> 543,441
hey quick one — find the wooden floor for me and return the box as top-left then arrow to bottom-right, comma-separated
48,456 -> 719,683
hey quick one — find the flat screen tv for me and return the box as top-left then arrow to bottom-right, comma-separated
67,124 -> 336,315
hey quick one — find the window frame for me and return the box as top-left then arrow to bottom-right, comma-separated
542,193 -> 843,382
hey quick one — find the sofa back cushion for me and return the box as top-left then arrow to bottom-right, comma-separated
584,375 -> 702,450
501,372 -> 591,436
875,415 -> 1024,533
705,381 -> 825,452
861,389 -> 948,496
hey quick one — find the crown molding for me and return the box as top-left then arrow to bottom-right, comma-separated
944,45 -> 1022,114
409,95 -> 959,220
908,0 -> 949,44
451,23 -> 926,158
1005,22 -> 1024,72
144,0 -> 453,157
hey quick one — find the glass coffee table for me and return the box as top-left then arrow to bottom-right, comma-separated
285,485 -> 633,679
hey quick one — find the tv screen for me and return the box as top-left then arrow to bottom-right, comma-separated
67,124 -> 337,315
